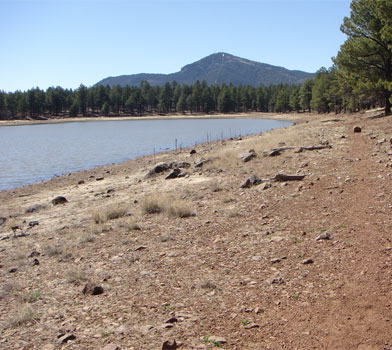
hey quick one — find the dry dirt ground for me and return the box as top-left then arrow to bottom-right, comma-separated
1,112 -> 392,350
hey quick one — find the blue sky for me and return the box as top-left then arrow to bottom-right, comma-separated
0,0 -> 351,92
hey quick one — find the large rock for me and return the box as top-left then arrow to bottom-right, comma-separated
51,196 -> 68,206
165,168 -> 181,179
169,161 -> 191,169
241,175 -> 262,188
238,149 -> 256,162
145,163 -> 170,178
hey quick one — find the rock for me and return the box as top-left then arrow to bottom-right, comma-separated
208,336 -> 227,344
266,277 -> 285,285
32,258 -> 40,266
25,204 -> 44,213
302,258 -> 314,264
169,161 -> 191,169
244,323 -> 260,329
165,168 -> 181,179
238,149 -> 256,162
107,188 -> 115,194
261,182 -> 271,190
78,180 -> 85,185
273,174 -> 305,182
9,268 -> 17,273
0,217 -> 5,226
190,149 -> 197,154
271,258 -> 281,263
315,233 -> 330,241
145,163 -> 170,178
28,250 -> 40,257
57,334 -> 76,344
82,283 -> 104,295
96,177 -> 104,181
162,340 -> 179,350
195,158 -> 211,168
353,126 -> 362,133
28,221 -> 39,228
165,316 -> 178,323
241,175 -> 262,188
42,345 -> 55,350
51,196 -> 68,206
268,150 -> 281,157
101,345 -> 120,350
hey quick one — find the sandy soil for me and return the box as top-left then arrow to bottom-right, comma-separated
1,111 -> 392,350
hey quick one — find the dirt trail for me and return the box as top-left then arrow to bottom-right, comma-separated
1,112 -> 392,350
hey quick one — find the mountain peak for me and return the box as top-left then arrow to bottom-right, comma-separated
96,53 -> 314,87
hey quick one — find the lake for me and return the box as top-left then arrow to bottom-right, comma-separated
0,117 -> 291,191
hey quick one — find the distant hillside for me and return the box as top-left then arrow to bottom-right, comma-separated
96,52 -> 314,87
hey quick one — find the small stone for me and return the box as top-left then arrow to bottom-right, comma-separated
353,126 -> 362,133
268,150 -> 281,157
165,317 -> 178,323
42,344 -> 55,350
78,180 -> 85,185
135,246 -> 147,251
57,334 -> 76,344
9,267 -> 17,273
101,345 -> 121,350
28,221 -> 39,228
208,336 -> 227,344
244,323 -> 260,329
162,340 -> 179,350
32,258 -> 40,266
261,182 -> 271,190
315,233 -> 330,241
51,196 -> 67,206
271,258 -> 281,263
266,277 -> 284,285
302,258 -> 314,265
96,177 -> 104,181
82,283 -> 104,295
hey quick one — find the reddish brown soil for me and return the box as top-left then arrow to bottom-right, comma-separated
1,112 -> 392,350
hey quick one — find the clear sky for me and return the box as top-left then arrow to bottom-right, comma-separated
0,0 -> 352,92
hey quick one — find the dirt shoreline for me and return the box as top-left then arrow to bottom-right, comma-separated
2,111 -> 392,349
0,112 -> 302,127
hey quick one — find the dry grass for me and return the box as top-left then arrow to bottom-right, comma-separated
142,194 -> 194,218
78,233 -> 96,246
0,282 -> 22,300
65,267 -> 89,285
92,204 -> 128,224
2,304 -> 39,329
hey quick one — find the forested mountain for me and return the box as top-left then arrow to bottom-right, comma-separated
95,53 -> 315,87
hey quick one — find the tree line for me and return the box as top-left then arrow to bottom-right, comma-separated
1,0 -> 391,119
0,70 -> 385,120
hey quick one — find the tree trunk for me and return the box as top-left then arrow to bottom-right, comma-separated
385,91 -> 391,116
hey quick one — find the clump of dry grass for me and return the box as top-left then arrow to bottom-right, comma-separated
0,282 -> 22,300
78,233 -> 96,246
92,204 -> 128,224
142,194 -> 195,218
166,199 -> 195,218
141,195 -> 165,214
2,304 -> 39,329
65,267 -> 89,285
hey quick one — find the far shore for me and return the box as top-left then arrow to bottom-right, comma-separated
0,111 -> 307,127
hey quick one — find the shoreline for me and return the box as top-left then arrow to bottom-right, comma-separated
0,111 -> 307,127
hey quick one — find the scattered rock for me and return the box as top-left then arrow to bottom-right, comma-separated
302,258 -> 314,265
353,126 -> 362,133
162,340 -> 179,350
244,323 -> 260,329
238,149 -> 256,162
51,196 -> 68,206
28,220 -> 39,228
273,174 -> 305,182
208,336 -> 227,344
169,161 -> 191,169
145,163 -> 170,178
315,233 -> 331,241
82,283 -> 104,295
166,168 -> 181,179
25,205 -> 44,213
195,158 -> 211,168
268,150 -> 281,157
57,334 -> 76,344
266,277 -> 285,285
261,182 -> 272,190
101,345 -> 120,350
241,175 -> 262,188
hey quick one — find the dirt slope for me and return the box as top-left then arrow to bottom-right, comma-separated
1,112 -> 392,350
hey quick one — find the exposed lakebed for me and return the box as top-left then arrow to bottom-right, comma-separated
0,117 -> 291,191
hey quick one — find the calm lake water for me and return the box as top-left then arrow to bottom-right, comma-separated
0,118 -> 291,191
